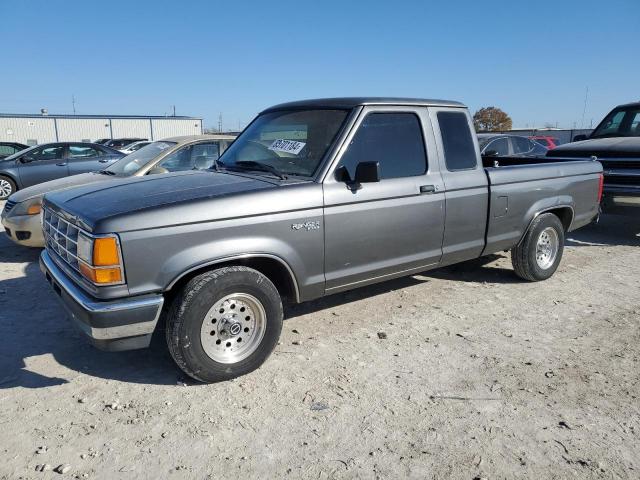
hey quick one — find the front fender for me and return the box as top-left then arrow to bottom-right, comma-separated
119,209 -> 325,301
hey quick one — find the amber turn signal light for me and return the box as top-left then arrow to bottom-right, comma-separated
93,237 -> 120,266
79,263 -> 123,284
27,204 -> 42,215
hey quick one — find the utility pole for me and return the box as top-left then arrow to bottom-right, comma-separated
72,94 -> 76,115
172,105 -> 176,117
218,113 -> 223,133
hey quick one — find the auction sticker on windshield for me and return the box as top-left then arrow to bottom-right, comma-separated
269,139 -> 306,155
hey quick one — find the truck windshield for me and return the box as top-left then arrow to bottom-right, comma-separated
106,141 -> 177,176
591,107 -> 640,138
218,109 -> 350,178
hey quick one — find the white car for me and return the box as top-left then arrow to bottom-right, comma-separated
119,140 -> 152,154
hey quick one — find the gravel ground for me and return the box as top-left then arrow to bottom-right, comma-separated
1,202 -> 639,479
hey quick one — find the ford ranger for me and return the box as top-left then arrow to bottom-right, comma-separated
39,98 -> 603,383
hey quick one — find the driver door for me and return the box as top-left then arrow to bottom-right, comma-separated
322,107 -> 445,293
17,144 -> 68,187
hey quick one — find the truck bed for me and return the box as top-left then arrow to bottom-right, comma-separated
481,158 -> 602,255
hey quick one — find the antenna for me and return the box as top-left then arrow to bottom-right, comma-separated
580,86 -> 589,129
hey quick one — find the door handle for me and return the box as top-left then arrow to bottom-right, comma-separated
420,184 -> 436,194
98,159 -> 110,163
56,162 -> 67,167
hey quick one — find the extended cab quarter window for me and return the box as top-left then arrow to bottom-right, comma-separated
339,112 -> 427,179
438,111 -> 478,170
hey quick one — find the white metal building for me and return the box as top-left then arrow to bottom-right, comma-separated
0,113 -> 203,145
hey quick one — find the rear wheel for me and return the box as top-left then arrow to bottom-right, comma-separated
166,266 -> 283,383
0,176 -> 16,200
511,213 -> 564,281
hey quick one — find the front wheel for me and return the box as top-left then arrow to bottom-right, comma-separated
166,266 -> 283,383
511,213 -> 565,281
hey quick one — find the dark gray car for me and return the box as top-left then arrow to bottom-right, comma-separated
0,142 -> 123,199
478,134 -> 548,158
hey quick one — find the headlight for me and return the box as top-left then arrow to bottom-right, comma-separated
76,234 -> 125,285
77,233 -> 93,264
10,198 -> 42,216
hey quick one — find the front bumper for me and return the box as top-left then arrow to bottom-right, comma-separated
40,250 -> 164,351
1,212 -> 44,247
602,190 -> 640,214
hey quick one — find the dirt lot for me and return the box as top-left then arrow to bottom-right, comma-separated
0,203 -> 639,480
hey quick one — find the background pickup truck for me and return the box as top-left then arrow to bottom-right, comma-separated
39,97 -> 603,383
547,101 -> 640,212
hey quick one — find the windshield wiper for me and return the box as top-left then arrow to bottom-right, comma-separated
98,170 -> 117,175
219,160 -> 288,180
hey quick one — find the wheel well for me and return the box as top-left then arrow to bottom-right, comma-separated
545,207 -> 573,231
165,257 -> 298,306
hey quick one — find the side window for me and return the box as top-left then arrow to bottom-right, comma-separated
631,112 -> 640,134
339,112 -> 427,179
513,137 -> 533,154
599,110 -> 625,135
28,145 -> 65,161
69,146 -> 102,158
0,145 -> 16,156
437,111 -> 478,170
487,138 -> 510,156
158,146 -> 193,172
191,142 -> 220,170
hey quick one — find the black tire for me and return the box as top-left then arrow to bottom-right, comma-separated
511,213 -> 565,281
166,266 -> 283,383
0,175 -> 16,200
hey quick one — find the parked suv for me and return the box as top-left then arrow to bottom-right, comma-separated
548,102 -> 640,211
0,142 -> 123,199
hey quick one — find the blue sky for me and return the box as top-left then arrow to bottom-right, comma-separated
1,0 -> 638,130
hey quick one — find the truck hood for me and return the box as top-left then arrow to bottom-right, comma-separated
9,172 -> 113,203
43,170 -> 282,233
548,137 -> 640,158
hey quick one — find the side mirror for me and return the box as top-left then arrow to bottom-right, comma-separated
572,134 -> 588,142
354,161 -> 380,183
147,166 -> 169,175
484,150 -> 499,157
20,155 -> 34,163
334,165 -> 351,183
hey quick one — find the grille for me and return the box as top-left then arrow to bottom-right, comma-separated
599,159 -> 640,170
604,175 -> 640,187
3,200 -> 16,214
43,208 -> 81,273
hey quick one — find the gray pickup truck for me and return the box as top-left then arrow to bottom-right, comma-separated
39,98 -> 602,383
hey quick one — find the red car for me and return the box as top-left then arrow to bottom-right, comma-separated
530,136 -> 560,149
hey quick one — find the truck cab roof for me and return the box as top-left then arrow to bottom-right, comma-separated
262,97 -> 466,112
